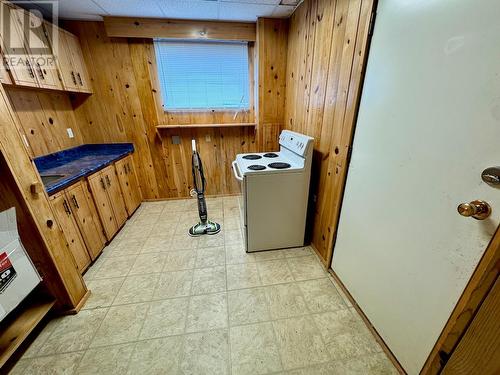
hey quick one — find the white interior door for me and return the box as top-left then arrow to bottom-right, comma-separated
332,0 -> 500,374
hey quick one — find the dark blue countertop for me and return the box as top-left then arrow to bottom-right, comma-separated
34,143 -> 134,195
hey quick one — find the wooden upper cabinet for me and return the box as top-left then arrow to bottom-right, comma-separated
66,181 -> 106,260
50,191 -> 91,273
102,165 -> 128,228
0,2 -> 39,87
45,24 -> 91,93
22,11 -> 62,90
115,155 -> 142,216
88,171 -> 118,240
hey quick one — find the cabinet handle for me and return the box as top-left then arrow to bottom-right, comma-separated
26,59 -> 35,78
36,63 -> 44,80
106,175 -> 111,187
63,199 -> 71,215
77,72 -> 83,86
71,71 -> 77,85
100,177 -> 106,190
71,194 -> 79,209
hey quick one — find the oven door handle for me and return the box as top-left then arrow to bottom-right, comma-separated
232,161 -> 244,181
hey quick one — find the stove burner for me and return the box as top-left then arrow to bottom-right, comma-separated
243,154 -> 262,160
248,164 -> 266,171
263,153 -> 279,158
268,162 -> 291,169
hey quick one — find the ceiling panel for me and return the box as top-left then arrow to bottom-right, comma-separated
218,2 -> 276,22
271,4 -> 294,18
220,0 -> 280,4
97,0 -> 165,18
157,0 -> 219,21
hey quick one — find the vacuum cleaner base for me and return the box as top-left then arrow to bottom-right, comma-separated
188,220 -> 221,237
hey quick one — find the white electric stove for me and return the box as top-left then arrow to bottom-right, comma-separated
232,130 -> 314,252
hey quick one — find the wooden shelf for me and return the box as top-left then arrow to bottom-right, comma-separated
156,122 -> 256,130
0,292 -> 55,368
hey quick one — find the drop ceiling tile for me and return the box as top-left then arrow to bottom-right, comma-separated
271,5 -> 295,17
96,0 -> 165,18
220,0 -> 280,5
218,3 -> 276,21
157,0 -> 219,21
41,0 -> 108,20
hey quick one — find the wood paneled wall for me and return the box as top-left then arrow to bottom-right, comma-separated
65,21 -> 260,199
284,0 -> 374,264
6,88 -> 83,158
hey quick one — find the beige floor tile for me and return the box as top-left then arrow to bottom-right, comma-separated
198,234 -> 225,248
106,239 -> 144,258
230,322 -> 283,375
127,336 -> 182,374
312,309 -> 381,361
90,303 -> 149,347
93,256 -> 137,279
297,278 -> 346,313
287,256 -> 326,281
38,308 -> 108,356
328,275 -> 353,307
171,234 -> 199,250
186,293 -> 228,333
154,270 -> 193,299
227,263 -> 261,290
112,274 -> 159,305
282,246 -> 314,258
129,253 -> 167,275
228,288 -> 271,326
141,236 -> 172,253
334,353 -> 399,374
164,250 -> 196,271
140,298 -> 188,339
252,250 -> 285,262
224,229 -> 243,245
82,254 -> 107,281
16,352 -> 84,375
84,277 -> 124,310
272,316 -> 330,370
22,319 -> 62,358
264,283 -> 309,319
191,266 -> 226,295
224,206 -> 240,218
76,343 -> 135,375
121,225 -> 153,240
150,223 -> 177,238
180,329 -> 229,375
195,246 -> 225,268
257,259 -> 294,285
223,217 -> 242,230
226,243 -> 255,265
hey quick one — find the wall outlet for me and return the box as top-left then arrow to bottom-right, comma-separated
172,135 -> 181,145
205,134 -> 211,142
66,128 -> 74,138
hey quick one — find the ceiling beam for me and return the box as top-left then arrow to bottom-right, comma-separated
103,16 -> 256,42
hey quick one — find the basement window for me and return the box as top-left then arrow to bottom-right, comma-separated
154,40 -> 250,111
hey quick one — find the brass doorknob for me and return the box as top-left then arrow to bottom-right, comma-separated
457,200 -> 492,220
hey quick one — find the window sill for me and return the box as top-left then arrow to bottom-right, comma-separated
156,123 -> 256,130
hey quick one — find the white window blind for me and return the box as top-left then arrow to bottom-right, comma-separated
154,40 -> 250,110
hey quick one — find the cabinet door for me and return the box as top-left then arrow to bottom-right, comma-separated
22,11 -> 62,90
88,171 -> 118,240
66,181 -> 106,260
0,3 -> 39,87
114,157 -> 133,215
102,165 -> 128,228
125,156 -> 142,213
63,32 -> 92,93
51,192 -> 90,273
44,23 -> 80,92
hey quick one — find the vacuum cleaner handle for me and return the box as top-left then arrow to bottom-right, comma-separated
192,139 -> 197,153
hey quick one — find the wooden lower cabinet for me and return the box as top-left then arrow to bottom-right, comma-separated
66,181 -> 106,260
87,165 -> 128,240
115,155 -> 142,216
50,192 -> 91,272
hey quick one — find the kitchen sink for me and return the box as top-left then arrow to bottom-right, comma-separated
40,174 -> 66,185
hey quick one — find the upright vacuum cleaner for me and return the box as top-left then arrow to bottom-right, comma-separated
188,139 -> 221,237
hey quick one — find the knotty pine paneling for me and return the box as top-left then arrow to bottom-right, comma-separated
66,21 -> 269,200
6,88 -> 83,158
284,0 -> 374,265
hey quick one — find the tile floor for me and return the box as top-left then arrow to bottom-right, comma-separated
10,197 -> 398,374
